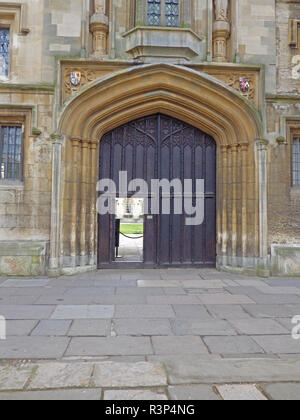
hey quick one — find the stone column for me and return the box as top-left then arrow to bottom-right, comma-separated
256,139 -> 269,276
213,0 -> 230,62
231,144 -> 238,260
49,134 -> 64,275
89,140 -> 98,266
70,138 -> 81,267
241,143 -> 249,259
80,139 -> 90,266
90,0 -> 109,57
221,145 -> 228,259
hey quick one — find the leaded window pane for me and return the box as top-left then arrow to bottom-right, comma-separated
0,28 -> 10,77
293,137 -> 300,186
165,0 -> 179,27
0,126 -> 23,181
148,0 -> 161,26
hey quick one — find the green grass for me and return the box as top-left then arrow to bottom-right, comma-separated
120,224 -> 144,235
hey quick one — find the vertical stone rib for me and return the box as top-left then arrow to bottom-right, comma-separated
221,145 -> 228,256
70,138 -> 81,266
241,143 -> 249,258
231,144 -> 238,259
80,139 -> 89,266
89,140 -> 98,266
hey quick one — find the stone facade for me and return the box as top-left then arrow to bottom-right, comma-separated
0,0 -> 299,277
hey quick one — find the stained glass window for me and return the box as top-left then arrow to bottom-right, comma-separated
0,28 -> 10,77
147,0 -> 179,27
293,137 -> 300,186
165,0 -> 179,27
0,126 -> 23,181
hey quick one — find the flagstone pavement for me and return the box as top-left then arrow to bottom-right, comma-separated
0,269 -> 300,400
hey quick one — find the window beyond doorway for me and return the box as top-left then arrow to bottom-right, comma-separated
147,0 -> 179,27
0,125 -> 23,181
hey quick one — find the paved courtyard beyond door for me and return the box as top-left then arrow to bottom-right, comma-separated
0,269 -> 300,400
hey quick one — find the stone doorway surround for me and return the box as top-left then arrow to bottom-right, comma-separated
52,63 -> 265,276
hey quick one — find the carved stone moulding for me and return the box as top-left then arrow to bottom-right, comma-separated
61,61 -> 260,108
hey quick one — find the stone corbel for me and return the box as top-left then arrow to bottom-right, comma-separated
90,0 -> 109,57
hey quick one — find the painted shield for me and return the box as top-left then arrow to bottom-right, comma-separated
239,77 -> 250,92
70,71 -> 81,87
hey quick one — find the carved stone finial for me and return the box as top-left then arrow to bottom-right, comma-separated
90,0 -> 109,57
94,0 -> 106,15
213,0 -> 231,62
214,0 -> 229,22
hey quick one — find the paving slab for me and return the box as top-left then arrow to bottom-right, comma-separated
0,296 -> 39,305
262,383 -> 300,400
0,305 -> 55,320
276,318 -> 294,330
206,305 -> 251,320
0,279 -> 50,288
265,279 -> 300,288
171,305 -> 212,319
28,362 -> 94,390
104,389 -> 168,400
252,335 -> 300,354
216,384 -> 267,401
180,280 -> 227,289
171,319 -> 237,336
64,287 -> 115,297
115,304 -> 175,319
152,336 -> 209,355
163,287 -> 186,295
0,337 -> 70,359
168,385 -> 220,400
6,320 -> 38,336
68,320 -> 111,337
31,320 -> 72,337
198,294 -> 255,305
146,296 -> 200,305
92,362 -> 167,387
228,319 -> 289,335
242,305 -> 296,318
66,337 -> 153,357
204,336 -> 264,355
94,279 -> 137,287
51,305 -> 114,320
137,280 -> 181,288
114,319 -> 173,336
243,294 -> 300,305
0,389 -> 102,401
0,365 -> 34,391
116,287 -> 165,296
166,358 -> 300,384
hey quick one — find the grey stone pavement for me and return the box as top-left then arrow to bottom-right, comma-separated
0,269 -> 300,400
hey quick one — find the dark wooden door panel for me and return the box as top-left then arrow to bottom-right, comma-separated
98,114 -> 216,268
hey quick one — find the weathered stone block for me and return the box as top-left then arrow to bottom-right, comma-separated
271,244 -> 300,276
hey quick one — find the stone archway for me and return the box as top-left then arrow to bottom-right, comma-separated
52,63 -> 264,275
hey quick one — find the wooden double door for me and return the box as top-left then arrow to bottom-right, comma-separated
98,114 -> 216,268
